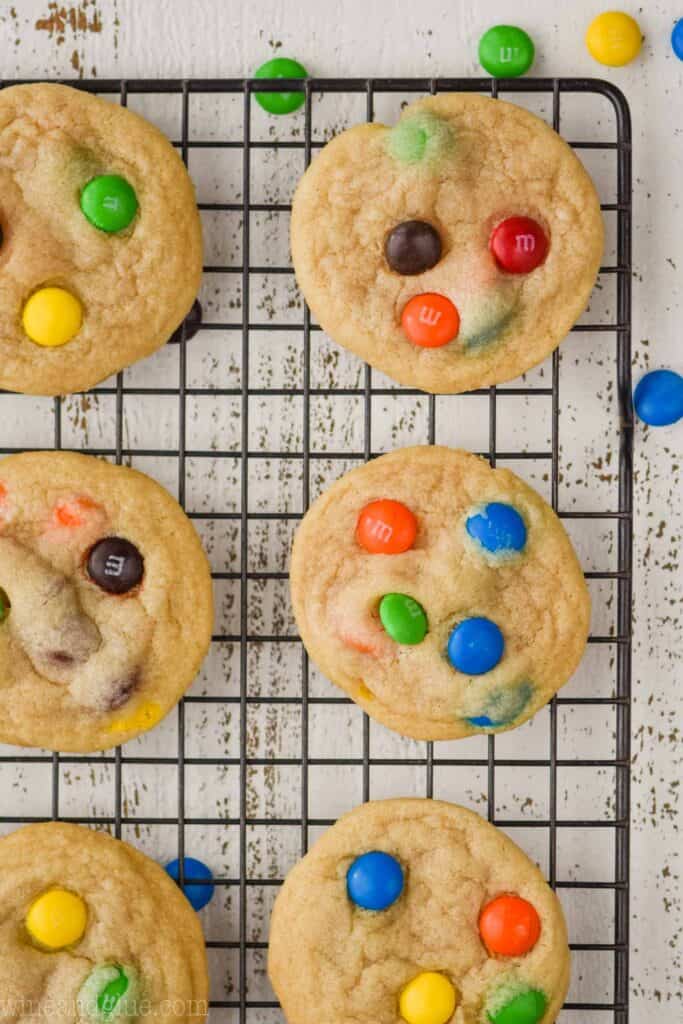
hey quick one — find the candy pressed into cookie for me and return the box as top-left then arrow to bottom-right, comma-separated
0,821 -> 208,1024
269,799 -> 570,1024
0,451 -> 213,752
290,446 -> 590,741
0,83 -> 202,395
291,93 -> 603,393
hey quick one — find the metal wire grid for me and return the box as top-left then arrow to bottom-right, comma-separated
0,77 -> 633,1023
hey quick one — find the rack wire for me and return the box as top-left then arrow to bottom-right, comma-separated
0,77 -> 632,1023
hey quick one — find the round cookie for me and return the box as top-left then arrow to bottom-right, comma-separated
0,821 -> 208,1024
0,451 -> 213,752
0,83 -> 202,395
268,799 -> 570,1024
290,446 -> 589,741
291,93 -> 603,394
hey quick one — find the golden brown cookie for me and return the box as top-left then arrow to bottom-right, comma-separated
0,83 -> 202,395
269,799 -> 570,1024
291,93 -> 603,393
0,821 -> 208,1024
0,451 -> 213,752
290,446 -> 589,740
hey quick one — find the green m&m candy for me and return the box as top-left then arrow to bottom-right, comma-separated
79,963 -> 140,1022
0,588 -> 10,623
80,175 -> 138,233
478,25 -> 535,78
254,57 -> 308,115
98,967 -> 129,1016
379,593 -> 428,645
488,988 -> 547,1024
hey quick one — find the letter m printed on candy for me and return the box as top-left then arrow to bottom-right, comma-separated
367,517 -> 393,544
418,304 -> 442,327
105,555 -> 126,577
515,233 -> 536,253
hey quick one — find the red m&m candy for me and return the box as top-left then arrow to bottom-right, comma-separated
479,894 -> 541,956
490,217 -> 548,274
401,293 -> 460,348
356,499 -> 417,554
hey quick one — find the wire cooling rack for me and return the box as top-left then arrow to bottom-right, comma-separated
0,77 -> 632,1024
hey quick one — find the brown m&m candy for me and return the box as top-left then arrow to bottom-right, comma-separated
168,297 -> 203,345
385,221 -> 442,275
87,537 -> 144,594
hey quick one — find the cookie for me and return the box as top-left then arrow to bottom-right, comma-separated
269,799 -> 570,1024
0,821 -> 208,1024
0,451 -> 213,752
290,446 -> 589,740
0,83 -> 202,395
291,93 -> 603,393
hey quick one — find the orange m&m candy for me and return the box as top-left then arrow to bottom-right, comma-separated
401,293 -> 460,348
54,496 -> 101,528
479,894 -> 541,957
356,499 -> 417,554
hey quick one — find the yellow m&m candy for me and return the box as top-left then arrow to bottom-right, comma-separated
107,700 -> 163,734
26,888 -> 87,949
22,287 -> 83,347
586,12 -> 642,67
399,972 -> 458,1024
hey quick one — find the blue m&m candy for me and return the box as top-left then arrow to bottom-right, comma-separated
165,856 -> 214,911
347,851 -> 404,911
672,19 -> 683,60
633,369 -> 683,426
447,617 -> 504,675
466,682 -> 533,728
466,502 -> 527,554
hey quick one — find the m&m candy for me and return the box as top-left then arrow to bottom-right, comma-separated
54,495 -> 101,528
168,297 -> 203,345
385,221 -> 442,276
379,593 -> 428,645
399,972 -> 458,1024
673,19 -> 683,60
254,57 -> 308,115
356,499 -> 417,554
585,12 -> 642,67
165,856 -> 215,911
387,113 -> 453,165
633,369 -> 683,426
447,617 -> 504,675
107,700 -> 163,734
465,682 -> 533,729
346,850 -> 404,910
466,503 -> 527,554
401,293 -> 460,348
0,588 -> 10,623
478,25 -> 535,78
87,537 -> 144,595
22,287 -> 83,348
490,218 -> 548,275
479,894 -> 541,956
80,174 -> 138,233
487,988 -> 547,1024
79,963 -> 141,1023
26,887 -> 87,949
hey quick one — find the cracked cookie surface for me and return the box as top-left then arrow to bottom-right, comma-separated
0,83 -> 202,395
0,821 -> 208,1024
291,93 -> 603,393
290,446 -> 590,741
0,451 -> 213,752
268,799 -> 570,1024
